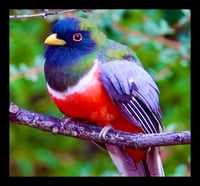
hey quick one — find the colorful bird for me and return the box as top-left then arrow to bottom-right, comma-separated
44,17 -> 164,176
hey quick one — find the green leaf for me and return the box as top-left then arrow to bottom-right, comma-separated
17,158 -> 34,176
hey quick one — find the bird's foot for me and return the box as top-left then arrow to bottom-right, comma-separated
99,125 -> 112,139
60,115 -> 73,124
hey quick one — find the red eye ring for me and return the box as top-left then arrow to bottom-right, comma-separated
72,33 -> 82,42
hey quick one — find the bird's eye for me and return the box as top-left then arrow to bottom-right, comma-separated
72,33 -> 82,42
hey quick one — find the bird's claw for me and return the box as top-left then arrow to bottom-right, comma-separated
61,115 -> 72,124
99,125 -> 112,139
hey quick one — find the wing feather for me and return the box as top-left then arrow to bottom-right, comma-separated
99,60 -> 163,134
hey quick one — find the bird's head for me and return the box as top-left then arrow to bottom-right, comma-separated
44,17 -> 106,91
44,17 -> 106,54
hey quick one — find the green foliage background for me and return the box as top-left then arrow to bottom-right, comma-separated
9,9 -> 190,176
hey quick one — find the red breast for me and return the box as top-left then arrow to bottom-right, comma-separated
47,65 -> 145,162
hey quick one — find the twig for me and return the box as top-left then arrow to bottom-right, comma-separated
9,9 -> 93,19
154,53 -> 190,81
9,102 -> 191,150
113,23 -> 182,50
10,66 -> 43,82
171,14 -> 191,30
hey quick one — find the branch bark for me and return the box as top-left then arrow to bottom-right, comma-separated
9,102 -> 190,150
9,9 -> 94,19
9,103 -> 191,149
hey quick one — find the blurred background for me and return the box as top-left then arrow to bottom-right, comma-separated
9,9 -> 190,176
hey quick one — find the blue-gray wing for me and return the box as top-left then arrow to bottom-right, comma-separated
99,60 -> 163,134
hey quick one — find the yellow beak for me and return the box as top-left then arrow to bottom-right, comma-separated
44,33 -> 66,46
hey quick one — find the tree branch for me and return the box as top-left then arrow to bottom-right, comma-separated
10,66 -> 43,82
9,102 -> 191,150
9,9 -> 94,19
113,23 -> 182,50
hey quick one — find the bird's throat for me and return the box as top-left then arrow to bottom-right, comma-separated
47,61 -> 99,99
44,50 -> 97,92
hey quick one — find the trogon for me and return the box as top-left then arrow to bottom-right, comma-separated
44,17 -> 164,176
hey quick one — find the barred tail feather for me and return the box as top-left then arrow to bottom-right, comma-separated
105,144 -> 164,176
